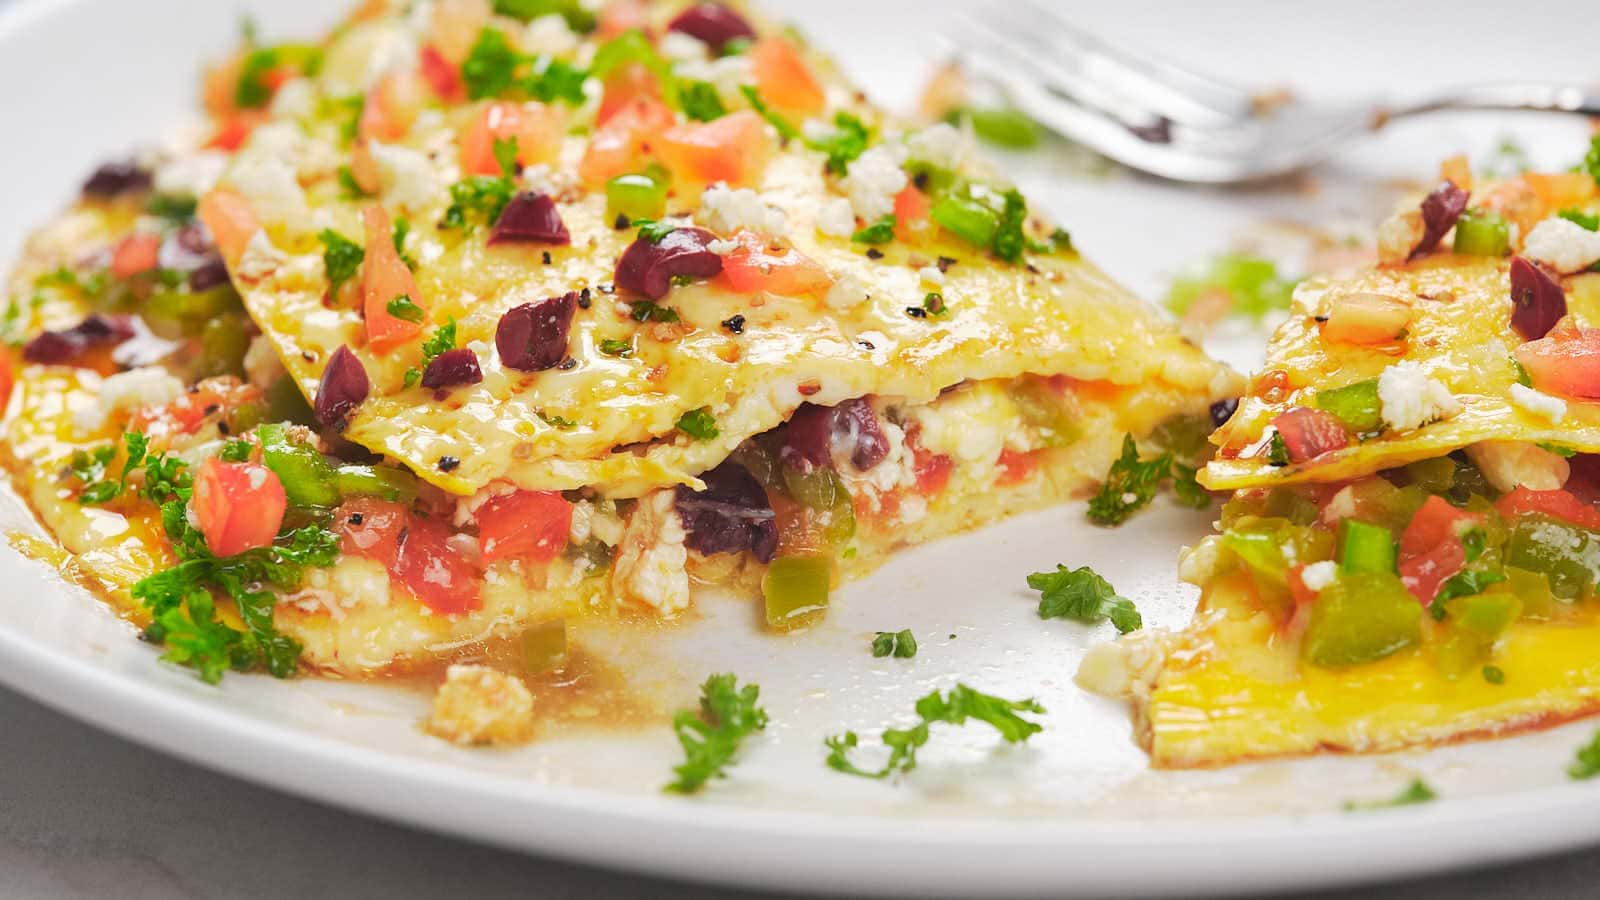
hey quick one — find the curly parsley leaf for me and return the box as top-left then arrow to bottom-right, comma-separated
629,299 -> 680,323
463,26 -> 590,102
680,80 -> 727,122
1026,565 -> 1141,633
1342,778 -> 1437,811
404,318 -> 458,388
1266,431 -> 1291,466
598,338 -> 633,358
676,407 -> 719,441
75,432 -> 161,505
851,215 -> 896,245
664,674 -> 768,794
318,229 -> 364,301
220,439 -> 253,463
392,217 -> 417,270
991,189 -> 1028,264
807,112 -> 871,175
1087,434 -> 1177,526
386,295 -> 425,324
739,85 -> 800,141
1569,729 -> 1600,780
1171,463 -> 1210,509
871,629 -> 917,659
824,684 -> 1044,780
442,138 -> 520,231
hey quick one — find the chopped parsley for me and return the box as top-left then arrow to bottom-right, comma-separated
491,0 -> 596,31
1165,254 -> 1297,323
1342,778 -> 1437,811
234,44 -> 322,110
336,167 -> 370,200
676,407 -> 719,441
680,81 -> 727,122
537,411 -> 576,429
317,229 -> 364,301
219,439 -> 253,463
1483,665 -> 1505,685
664,674 -> 768,794
404,318 -> 458,388
1266,431 -> 1291,466
991,189 -> 1028,264
442,137 -> 520,230
871,629 -> 917,659
598,338 -> 633,357
629,299 -> 680,323
386,295 -> 425,324
1559,208 -> 1599,232
851,215 -> 896,245
824,684 -> 1045,780
393,217 -> 417,270
806,112 -> 871,175
146,192 -> 198,223
73,432 -> 190,506
1570,729 -> 1600,779
1087,434 -> 1200,526
632,218 -> 678,243
461,27 -> 588,103
738,85 -> 800,141
1026,565 -> 1141,633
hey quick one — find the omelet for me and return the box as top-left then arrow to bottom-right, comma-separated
0,0 -> 1237,690
1085,155 -> 1600,767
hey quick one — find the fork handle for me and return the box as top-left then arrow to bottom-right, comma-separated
1391,83 -> 1600,121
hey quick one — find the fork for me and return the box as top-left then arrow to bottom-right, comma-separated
947,1 -> 1600,183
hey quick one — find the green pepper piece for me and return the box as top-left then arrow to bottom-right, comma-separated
1302,571 -> 1421,667
1261,489 -> 1321,526
1505,565 -> 1556,620
264,374 -> 317,426
762,555 -> 831,629
258,424 -> 341,508
522,619 -> 568,673
200,315 -> 250,378
606,173 -> 668,222
145,285 -> 242,329
1453,209 -> 1511,257
1010,379 -> 1081,449
780,465 -> 856,549
1338,519 -> 1397,575
1434,590 -> 1521,680
1506,514 -> 1600,600
930,195 -> 1000,248
334,464 -> 420,504
1403,457 -> 1458,495
1314,379 -> 1382,433
954,107 -> 1041,149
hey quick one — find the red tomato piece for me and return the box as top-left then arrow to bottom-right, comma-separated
460,101 -> 564,177
658,110 -> 773,190
912,445 -> 953,495
197,189 -> 260,267
191,458 -> 287,558
1397,496 -> 1481,604
716,231 -> 833,296
335,497 -> 408,562
360,71 -> 427,144
749,38 -> 825,116
578,96 -> 676,185
596,62 -> 662,128
206,112 -> 268,152
893,185 -> 932,243
418,44 -> 466,103
1270,407 -> 1349,463
1515,326 -> 1600,401
1496,487 -> 1600,531
360,205 -> 425,350
476,490 -> 574,564
996,448 -> 1040,487
394,515 -> 482,615
110,234 -> 162,280
0,346 -> 14,416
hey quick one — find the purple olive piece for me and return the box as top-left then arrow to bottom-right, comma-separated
22,314 -> 136,364
81,160 -> 153,198
778,403 -> 833,471
488,192 -> 571,247
315,346 -> 370,430
496,292 -> 578,372
833,397 -> 889,470
666,3 -> 757,52
420,348 -> 484,389
613,227 -> 723,300
675,460 -> 778,563
1209,397 -> 1240,429
1408,180 -> 1470,261
159,225 -> 215,270
1509,255 -> 1568,341
186,258 -> 232,292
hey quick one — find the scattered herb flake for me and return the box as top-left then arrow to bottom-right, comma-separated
630,299 -> 680,323
1087,434 -> 1173,526
318,229 -> 365,301
851,215 -> 896,245
1027,565 -> 1141,633
1570,729 -> 1600,780
871,629 -> 917,659
664,674 -> 768,794
676,407 -> 719,441
680,80 -> 728,121
386,295 -> 426,324
1342,779 -> 1437,811
598,338 -> 634,358
824,684 -> 1044,780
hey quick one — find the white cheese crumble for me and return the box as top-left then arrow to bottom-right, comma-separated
1466,442 -> 1570,493
426,664 -> 535,746
1510,382 -> 1568,422
1523,216 -> 1600,274
611,490 -> 690,615
237,230 -> 289,281
904,122 -> 974,171
835,417 -> 917,503
227,157 -> 309,231
1377,360 -> 1460,433
918,265 -> 946,287
841,143 -> 908,222
154,151 -> 229,198
523,13 -> 580,56
75,367 -> 185,431
658,30 -> 709,63
269,78 -> 318,120
696,183 -> 787,236
903,384 -> 1007,468
672,55 -> 752,102
707,238 -> 739,255
1299,560 -> 1339,593
1322,486 -> 1357,523
823,272 -> 871,309
368,141 -> 441,214
815,197 -> 856,238
1177,536 -> 1224,586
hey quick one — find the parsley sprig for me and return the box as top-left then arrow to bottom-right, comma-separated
1342,778 -> 1436,811
461,27 -> 588,103
318,229 -> 364,301
442,138 -> 520,230
824,684 -> 1045,780
404,318 -> 458,388
871,629 -> 918,659
1569,728 -> 1600,780
1087,434 -> 1209,526
1026,565 -> 1141,633
739,86 -> 871,174
72,432 -> 189,506
675,407 -> 718,441
664,674 -> 769,793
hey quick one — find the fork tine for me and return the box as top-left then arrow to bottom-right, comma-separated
980,1 -> 1256,127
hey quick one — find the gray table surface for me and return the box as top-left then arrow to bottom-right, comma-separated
1,683 -> 1594,899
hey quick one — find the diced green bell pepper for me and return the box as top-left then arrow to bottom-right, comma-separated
263,374 -> 317,426
1302,571 -> 1422,667
762,555 -> 830,629
781,465 -> 856,548
930,195 -> 1000,248
1506,514 -> 1600,600
1434,590 -> 1521,680
1010,379 -> 1081,448
259,424 -> 341,508
1453,209 -> 1510,257
200,314 -> 250,378
145,285 -> 241,329
1315,379 -> 1382,433
606,172 -> 668,222
1505,565 -> 1556,620
334,464 -> 419,504
1338,519 -> 1397,575
1403,457 -> 1457,495
955,107 -> 1041,148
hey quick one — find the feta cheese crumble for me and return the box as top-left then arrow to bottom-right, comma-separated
841,144 -> 908,222
75,367 -> 185,431
1377,360 -> 1460,432
611,490 -> 690,615
697,183 -> 787,235
1523,216 -> 1600,274
1509,382 -> 1568,423
227,157 -> 309,231
237,230 -> 289,281
904,122 -> 974,171
919,265 -> 946,287
823,272 -> 870,309
1299,560 -> 1339,593
368,141 -> 441,214
523,13 -> 580,56
154,151 -> 229,198
426,664 -> 535,746
815,197 -> 856,238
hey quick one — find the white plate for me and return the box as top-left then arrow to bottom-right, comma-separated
3,0 -> 1600,896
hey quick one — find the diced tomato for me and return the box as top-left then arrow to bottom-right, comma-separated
476,490 -> 573,564
1397,495 -> 1480,604
893,185 -> 932,243
191,458 -> 287,558
206,111 -> 268,152
1479,177 -> 1544,240
578,96 -> 676,184
996,448 -> 1040,487
360,205 -> 424,349
0,346 -> 13,416
360,71 -> 427,144
335,497 -> 408,563
597,0 -> 649,38
418,45 -> 466,104
460,101 -> 564,176
430,0 -> 493,64
1515,326 -> 1600,401
1319,292 -> 1413,345
349,141 -> 383,195
749,38 -> 825,116
110,234 -> 162,279
128,379 -> 263,442
912,444 -> 953,495
716,230 -> 833,296
1270,407 -> 1349,463
597,63 -> 662,128
658,110 -> 773,190
1496,486 -> 1600,531
197,189 -> 260,267
335,497 -> 481,616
